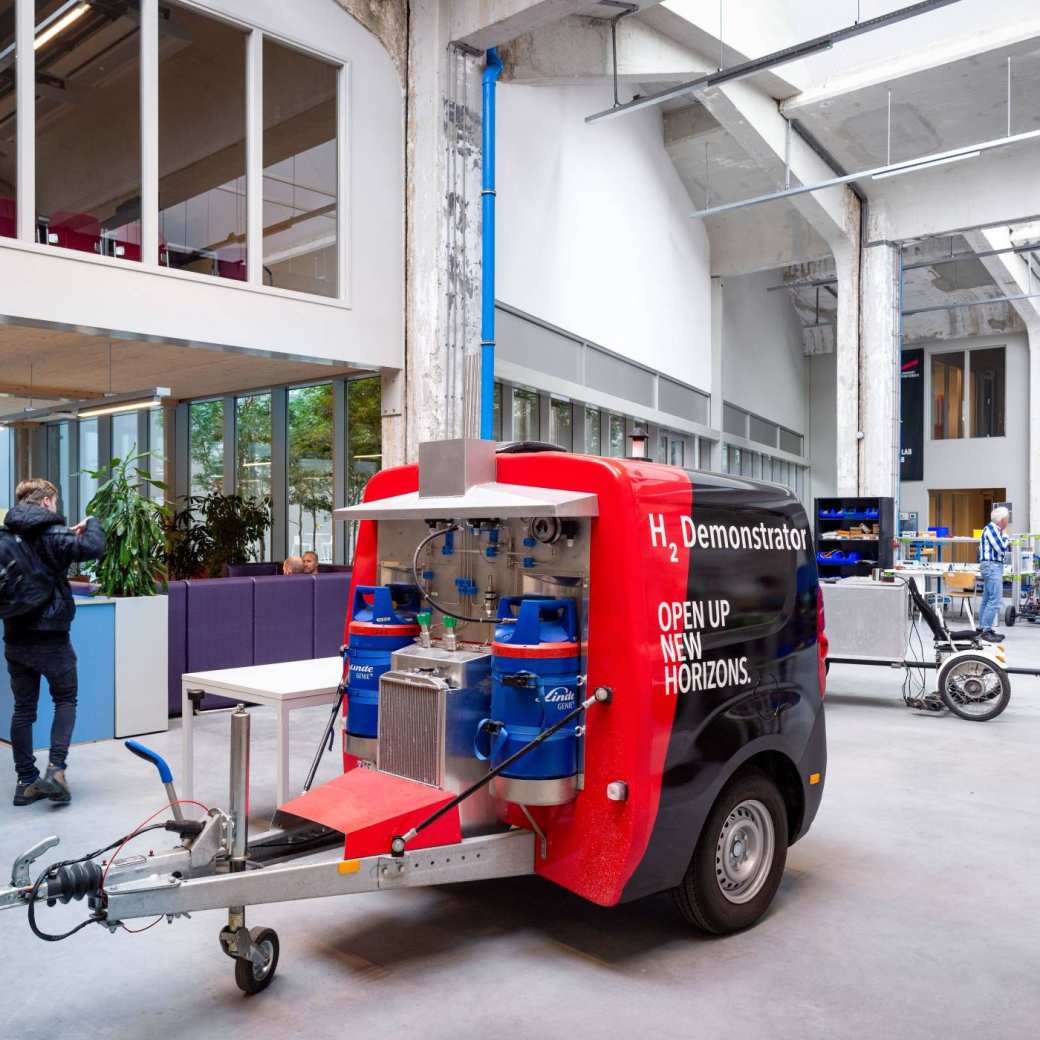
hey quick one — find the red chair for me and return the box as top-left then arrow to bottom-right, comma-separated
46,211 -> 101,254
216,244 -> 246,281
0,197 -> 15,239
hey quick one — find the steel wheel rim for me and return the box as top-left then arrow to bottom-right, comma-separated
944,659 -> 1002,717
251,939 -> 275,981
715,798 -> 775,905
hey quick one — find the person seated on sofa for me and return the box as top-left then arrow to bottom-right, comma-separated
282,556 -> 305,575
301,550 -> 319,575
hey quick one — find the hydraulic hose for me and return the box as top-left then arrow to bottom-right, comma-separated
411,524 -> 492,624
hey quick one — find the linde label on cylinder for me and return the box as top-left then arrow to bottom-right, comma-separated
478,596 -> 582,806
345,585 -> 421,762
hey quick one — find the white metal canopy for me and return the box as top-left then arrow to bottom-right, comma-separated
334,483 -> 599,521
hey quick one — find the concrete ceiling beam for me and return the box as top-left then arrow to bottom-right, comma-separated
500,13 -> 712,85
781,18 -> 1040,116
694,80 -> 858,259
962,226 -> 1040,333
451,0 -> 597,52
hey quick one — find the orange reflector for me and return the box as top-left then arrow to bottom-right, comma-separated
338,859 -> 361,874
809,773 -> 821,785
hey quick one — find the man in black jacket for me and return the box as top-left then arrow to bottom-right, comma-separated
4,478 -> 105,805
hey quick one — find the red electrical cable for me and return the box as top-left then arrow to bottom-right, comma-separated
100,798 -> 211,934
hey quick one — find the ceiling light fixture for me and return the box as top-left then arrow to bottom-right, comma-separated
34,2 -> 90,51
871,150 -> 981,181
79,398 -> 164,420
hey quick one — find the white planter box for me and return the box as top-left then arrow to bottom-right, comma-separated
111,594 -> 169,738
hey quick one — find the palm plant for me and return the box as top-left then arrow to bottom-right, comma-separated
82,450 -> 169,597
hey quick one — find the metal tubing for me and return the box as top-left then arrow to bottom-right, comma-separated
586,0 -> 963,123
479,49 -> 503,441
229,706 -> 250,869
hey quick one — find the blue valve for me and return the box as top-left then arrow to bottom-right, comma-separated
522,537 -> 536,548
421,569 -> 435,580
522,556 -> 536,569
441,530 -> 455,556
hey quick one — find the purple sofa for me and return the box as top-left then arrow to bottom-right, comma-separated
168,571 -> 352,715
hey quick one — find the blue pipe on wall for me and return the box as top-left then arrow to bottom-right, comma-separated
479,48 -> 503,440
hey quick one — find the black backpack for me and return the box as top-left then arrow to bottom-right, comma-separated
0,528 -> 54,620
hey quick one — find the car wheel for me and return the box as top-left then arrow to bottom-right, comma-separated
672,767 -> 788,935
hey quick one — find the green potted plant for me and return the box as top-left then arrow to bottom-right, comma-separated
167,491 -> 273,579
79,448 -> 171,737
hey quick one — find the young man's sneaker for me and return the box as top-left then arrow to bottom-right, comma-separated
13,774 -> 61,806
45,764 -> 70,803
982,629 -> 1005,643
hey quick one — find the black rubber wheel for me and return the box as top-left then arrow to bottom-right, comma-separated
234,927 -> 279,995
671,768 -> 788,935
1005,606 -> 1016,627
938,654 -> 1011,722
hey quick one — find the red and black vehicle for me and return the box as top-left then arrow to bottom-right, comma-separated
0,439 -> 827,993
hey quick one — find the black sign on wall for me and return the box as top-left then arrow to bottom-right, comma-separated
900,348 -> 924,482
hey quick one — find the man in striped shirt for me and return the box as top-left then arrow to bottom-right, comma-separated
977,506 -> 1010,641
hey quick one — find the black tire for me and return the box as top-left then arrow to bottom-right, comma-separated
938,654 -> 1011,722
1005,606 -> 1016,627
672,768 -> 788,935
234,927 -> 279,995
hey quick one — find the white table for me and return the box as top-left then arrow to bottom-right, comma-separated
181,657 -> 343,807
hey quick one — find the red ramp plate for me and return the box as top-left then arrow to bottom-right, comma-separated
279,769 -> 461,858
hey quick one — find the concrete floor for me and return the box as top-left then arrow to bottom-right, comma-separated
1,622 -> 1039,1040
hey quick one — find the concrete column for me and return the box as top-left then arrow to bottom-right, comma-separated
858,242 -> 901,499
833,240 -> 860,496
1029,325 -> 1040,533
380,368 -> 406,469
403,1 -> 483,459
710,276 -> 723,438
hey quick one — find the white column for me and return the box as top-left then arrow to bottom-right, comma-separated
859,242 -> 901,498
15,0 -> 34,241
245,29 -> 263,286
833,240 -> 860,496
140,0 -> 159,265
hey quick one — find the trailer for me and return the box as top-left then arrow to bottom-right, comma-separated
0,439 -> 828,994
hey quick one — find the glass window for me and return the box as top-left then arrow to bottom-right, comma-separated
46,422 -> 71,515
78,419 -> 99,510
657,433 -> 668,463
492,383 -> 503,441
288,383 -> 334,560
263,40 -> 338,297
0,426 -> 11,509
0,2 -> 15,240
609,415 -> 625,457
348,377 -> 381,561
159,5 -> 246,277
549,398 -> 572,450
148,407 -> 165,501
513,388 -> 539,443
699,438 -> 712,470
669,436 -> 685,467
235,393 -> 272,558
931,351 -> 964,440
189,399 -> 224,496
112,412 -> 138,464
721,444 -> 729,473
35,1 -> 141,259
969,347 -> 1005,438
584,407 -> 601,454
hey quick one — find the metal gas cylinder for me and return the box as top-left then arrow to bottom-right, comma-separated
477,596 -> 581,806
346,584 -> 421,762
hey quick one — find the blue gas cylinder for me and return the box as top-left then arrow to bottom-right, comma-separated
346,584 -> 421,757
477,596 -> 581,805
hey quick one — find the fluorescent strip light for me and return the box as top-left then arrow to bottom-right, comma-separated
872,150 -> 981,181
34,3 -> 89,51
79,400 -> 160,419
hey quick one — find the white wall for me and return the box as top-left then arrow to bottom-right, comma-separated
720,270 -> 807,433
900,333 -> 1029,526
0,0 -> 404,371
496,82 -> 712,392
808,351 -> 837,503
